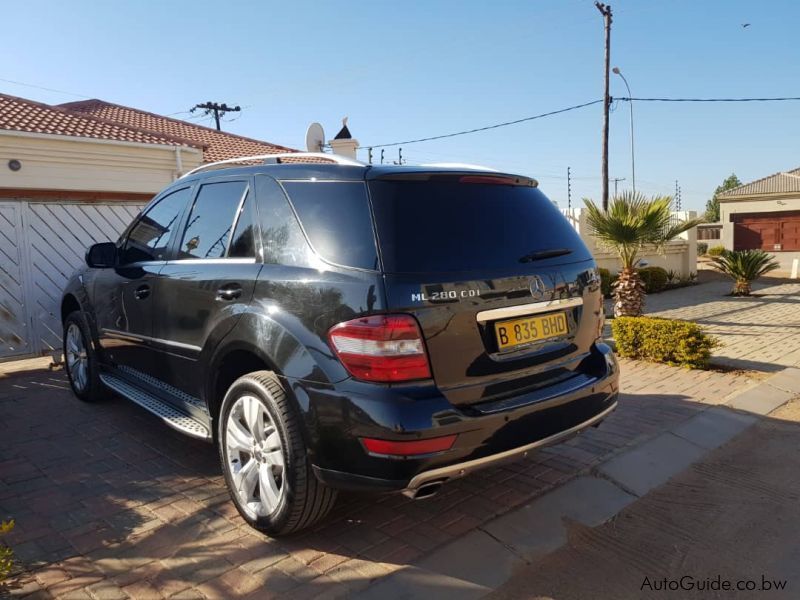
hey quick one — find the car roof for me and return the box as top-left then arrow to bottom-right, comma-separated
178,162 -> 533,185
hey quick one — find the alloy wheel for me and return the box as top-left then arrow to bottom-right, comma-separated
65,323 -> 89,393
224,395 -> 286,518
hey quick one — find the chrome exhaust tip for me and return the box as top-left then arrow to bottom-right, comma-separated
404,480 -> 445,500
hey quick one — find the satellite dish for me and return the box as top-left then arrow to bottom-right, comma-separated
305,122 -> 325,152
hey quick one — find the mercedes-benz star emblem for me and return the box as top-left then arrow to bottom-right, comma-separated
530,275 -> 546,301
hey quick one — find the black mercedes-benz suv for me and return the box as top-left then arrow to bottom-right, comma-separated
61,154 -> 618,535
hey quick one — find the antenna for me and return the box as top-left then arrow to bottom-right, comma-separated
305,122 -> 326,153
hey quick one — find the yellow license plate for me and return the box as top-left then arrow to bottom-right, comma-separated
494,312 -> 568,350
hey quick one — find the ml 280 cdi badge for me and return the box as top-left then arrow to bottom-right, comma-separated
61,153 -> 618,535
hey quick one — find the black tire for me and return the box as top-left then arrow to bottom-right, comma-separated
63,310 -> 105,402
217,370 -> 337,536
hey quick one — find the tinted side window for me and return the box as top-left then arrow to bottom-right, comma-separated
228,195 -> 256,258
282,181 -> 378,270
121,187 -> 191,264
255,175 -> 312,267
179,181 -> 248,259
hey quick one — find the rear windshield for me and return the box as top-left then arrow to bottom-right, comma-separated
368,179 -> 591,274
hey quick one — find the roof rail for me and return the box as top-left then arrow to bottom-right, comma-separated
181,152 -> 365,179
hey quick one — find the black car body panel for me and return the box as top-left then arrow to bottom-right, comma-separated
62,160 -> 618,496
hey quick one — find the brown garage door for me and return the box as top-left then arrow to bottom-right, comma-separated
733,211 -> 800,251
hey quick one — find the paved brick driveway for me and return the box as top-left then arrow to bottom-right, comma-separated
644,274 -> 800,372
0,353 -> 757,599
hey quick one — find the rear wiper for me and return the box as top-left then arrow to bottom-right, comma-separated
518,248 -> 572,263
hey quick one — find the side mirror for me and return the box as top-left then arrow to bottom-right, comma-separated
86,242 -> 117,268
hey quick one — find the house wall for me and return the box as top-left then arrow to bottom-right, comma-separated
0,131 -> 203,195
0,132 -> 202,360
719,195 -> 800,250
560,208 -> 698,277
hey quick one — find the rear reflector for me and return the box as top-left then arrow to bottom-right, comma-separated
361,435 -> 457,457
328,314 -> 432,382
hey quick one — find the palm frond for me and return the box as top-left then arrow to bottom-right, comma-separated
583,192 -> 700,269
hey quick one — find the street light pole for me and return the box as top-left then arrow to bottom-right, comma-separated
612,67 -> 635,193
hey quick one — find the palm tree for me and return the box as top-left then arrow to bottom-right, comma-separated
584,192 -> 703,317
709,249 -> 780,296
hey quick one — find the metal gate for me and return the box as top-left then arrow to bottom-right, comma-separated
0,200 -> 144,361
0,203 -> 32,358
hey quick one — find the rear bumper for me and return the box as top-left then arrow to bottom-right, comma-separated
302,342 -> 619,493
400,399 -> 616,496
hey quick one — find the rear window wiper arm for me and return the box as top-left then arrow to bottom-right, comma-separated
518,248 -> 573,263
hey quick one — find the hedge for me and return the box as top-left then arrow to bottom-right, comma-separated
612,316 -> 719,369
697,242 -> 708,255
598,267 -> 614,297
708,245 -> 725,257
637,266 -> 669,293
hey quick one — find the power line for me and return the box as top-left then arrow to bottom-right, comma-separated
618,96 -> 800,102
359,99 -> 603,149
0,76 -> 91,99
191,101 -> 241,131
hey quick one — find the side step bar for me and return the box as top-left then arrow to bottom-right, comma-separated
100,373 -> 212,441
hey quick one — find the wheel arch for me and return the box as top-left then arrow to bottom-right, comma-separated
206,341 -> 281,426
61,293 -> 81,324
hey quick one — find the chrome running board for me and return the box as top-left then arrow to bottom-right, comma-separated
100,373 -> 212,441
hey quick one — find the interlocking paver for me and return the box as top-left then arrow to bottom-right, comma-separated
2,285 -> 783,599
642,274 -> 800,372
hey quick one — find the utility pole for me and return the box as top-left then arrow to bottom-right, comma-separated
596,2 -> 612,211
191,101 -> 241,131
567,166 -> 572,210
612,177 -> 625,196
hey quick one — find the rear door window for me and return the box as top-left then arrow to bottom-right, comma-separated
368,177 -> 592,273
178,180 -> 248,259
282,181 -> 378,270
255,175 -> 313,267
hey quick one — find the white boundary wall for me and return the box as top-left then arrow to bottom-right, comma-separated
560,208 -> 698,277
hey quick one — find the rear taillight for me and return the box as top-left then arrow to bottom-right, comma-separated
327,314 -> 432,382
360,434 -> 457,457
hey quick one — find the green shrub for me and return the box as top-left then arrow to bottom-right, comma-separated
598,267 -> 615,298
612,317 -> 719,369
637,266 -> 669,293
698,242 -> 708,255
708,245 -> 725,257
0,519 -> 14,584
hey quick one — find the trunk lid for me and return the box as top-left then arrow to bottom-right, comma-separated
368,172 -> 602,406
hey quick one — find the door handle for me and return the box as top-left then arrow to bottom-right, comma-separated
217,284 -> 242,301
134,285 -> 150,300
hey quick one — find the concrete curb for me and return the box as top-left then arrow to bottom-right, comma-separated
365,366 -> 799,598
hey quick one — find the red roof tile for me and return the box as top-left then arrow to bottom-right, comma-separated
59,99 -> 297,162
0,93 -> 201,149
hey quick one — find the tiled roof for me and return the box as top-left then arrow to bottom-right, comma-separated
718,167 -> 800,199
59,99 -> 297,162
0,93 -> 201,148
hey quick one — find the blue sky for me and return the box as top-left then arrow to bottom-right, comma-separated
3,0 -> 799,210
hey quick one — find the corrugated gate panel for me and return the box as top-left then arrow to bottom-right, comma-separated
0,203 -> 32,359
25,202 -> 143,356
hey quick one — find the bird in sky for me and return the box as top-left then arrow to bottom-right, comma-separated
742,23 -> 751,28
